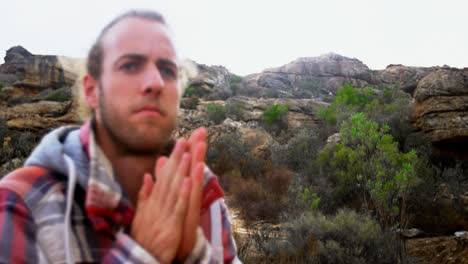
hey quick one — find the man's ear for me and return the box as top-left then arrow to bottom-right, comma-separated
83,74 -> 98,109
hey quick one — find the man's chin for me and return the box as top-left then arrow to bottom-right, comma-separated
124,140 -> 168,156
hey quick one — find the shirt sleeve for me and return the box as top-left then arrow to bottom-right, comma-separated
101,232 -> 161,264
0,189 -> 39,263
182,199 -> 240,264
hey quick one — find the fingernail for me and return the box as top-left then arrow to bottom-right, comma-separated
175,139 -> 184,151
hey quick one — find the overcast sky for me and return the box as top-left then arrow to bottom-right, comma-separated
1,0 -> 467,75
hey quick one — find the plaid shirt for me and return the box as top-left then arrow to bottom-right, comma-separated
0,122 -> 239,263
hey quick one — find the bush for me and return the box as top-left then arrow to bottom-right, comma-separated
295,80 -> 321,98
206,131 -> 264,179
183,85 -> 206,98
180,96 -> 199,110
230,173 -> 291,221
44,91 -> 69,102
0,119 -> 37,167
263,104 -> 290,124
318,113 -> 420,227
317,83 -> 375,127
230,74 -> 243,95
262,103 -> 290,135
224,100 -> 244,121
205,103 -> 227,124
253,210 -> 416,264
271,128 -> 320,177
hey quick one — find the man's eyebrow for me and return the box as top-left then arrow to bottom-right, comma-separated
115,54 -> 147,64
156,58 -> 178,69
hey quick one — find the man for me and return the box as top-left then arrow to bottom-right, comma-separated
0,10 -> 239,263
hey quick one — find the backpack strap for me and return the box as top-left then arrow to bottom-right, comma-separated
0,166 -> 49,197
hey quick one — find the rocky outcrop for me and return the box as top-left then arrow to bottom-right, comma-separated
411,68 -> 468,159
239,53 -> 373,101
237,54 -> 440,101
185,62 -> 233,100
0,46 -> 77,90
374,64 -> 435,95
0,47 -> 81,176
411,183 -> 468,233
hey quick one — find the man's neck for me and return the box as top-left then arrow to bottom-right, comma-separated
93,122 -> 158,206
111,155 -> 156,206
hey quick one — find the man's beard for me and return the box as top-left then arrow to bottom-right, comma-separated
97,84 -> 175,156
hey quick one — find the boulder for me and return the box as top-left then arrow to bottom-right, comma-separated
185,62 -> 233,100
410,183 -> 468,233
0,46 -> 77,91
374,64 -> 434,94
411,68 -> 468,159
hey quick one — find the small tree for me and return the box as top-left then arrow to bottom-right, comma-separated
323,113 -> 420,228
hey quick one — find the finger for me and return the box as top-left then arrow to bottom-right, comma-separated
182,163 -> 205,244
191,142 -> 206,177
156,156 -> 168,174
190,162 -> 205,209
188,127 -> 207,145
136,173 -> 153,211
187,163 -> 205,220
187,127 -> 207,154
163,153 -> 191,216
173,178 -> 192,227
152,156 -> 167,196
154,139 -> 186,202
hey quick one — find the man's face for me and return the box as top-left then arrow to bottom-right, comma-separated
94,17 -> 179,155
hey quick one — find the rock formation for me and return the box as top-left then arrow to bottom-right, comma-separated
412,68 -> 468,159
0,46 -> 466,234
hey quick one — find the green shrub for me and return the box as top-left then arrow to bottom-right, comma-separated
206,131 -> 263,179
295,80 -> 321,98
224,100 -> 244,121
253,210 -> 416,264
271,128 -> 319,176
293,186 -> 321,214
263,104 -> 290,124
44,91 -> 69,102
182,96 -> 199,110
205,103 -> 227,124
262,103 -> 290,135
230,74 -> 243,94
319,113 -> 420,227
316,83 -> 375,127
184,85 -> 203,98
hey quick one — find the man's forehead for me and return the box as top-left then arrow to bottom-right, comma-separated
101,17 -> 177,61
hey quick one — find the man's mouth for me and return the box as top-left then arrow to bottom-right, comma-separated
135,105 -> 165,116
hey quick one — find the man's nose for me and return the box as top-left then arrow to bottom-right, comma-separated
141,65 -> 164,96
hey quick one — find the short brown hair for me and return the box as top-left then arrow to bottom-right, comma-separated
86,10 -> 166,80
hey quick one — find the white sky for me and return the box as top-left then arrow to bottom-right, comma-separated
1,0 -> 467,75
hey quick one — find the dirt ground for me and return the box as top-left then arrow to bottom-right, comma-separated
227,201 -> 468,264
407,235 -> 468,264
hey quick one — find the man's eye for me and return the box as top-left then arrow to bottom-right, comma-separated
159,67 -> 176,78
120,62 -> 138,72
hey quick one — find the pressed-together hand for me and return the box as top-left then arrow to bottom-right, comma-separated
131,127 -> 208,263
131,139 -> 192,263
176,127 -> 207,261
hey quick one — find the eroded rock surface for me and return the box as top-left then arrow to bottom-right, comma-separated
411,68 -> 468,159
